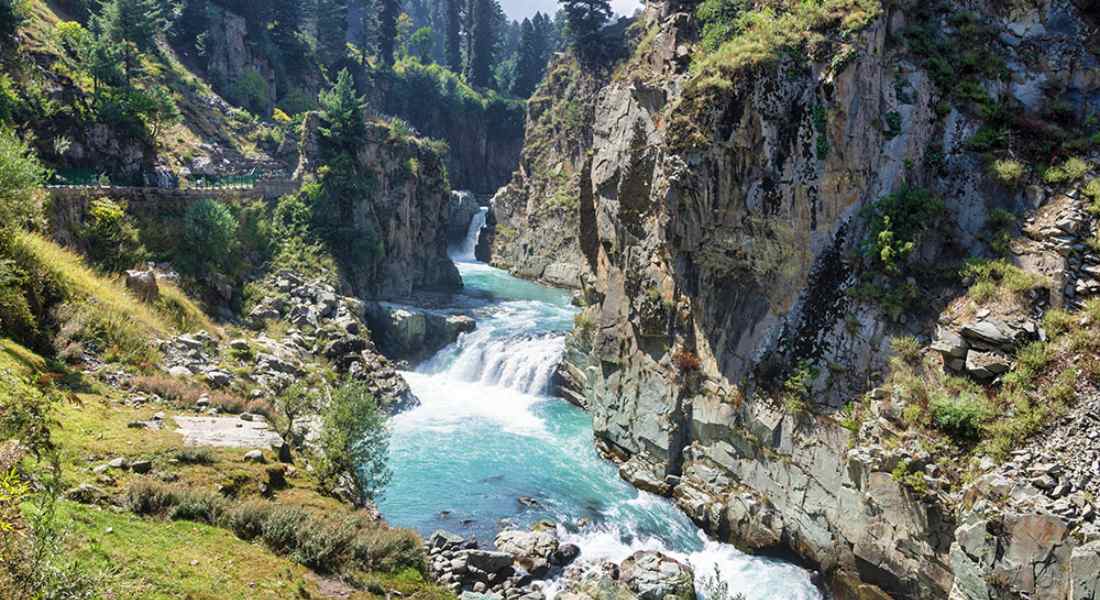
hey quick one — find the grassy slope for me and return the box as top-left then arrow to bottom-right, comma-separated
0,237 -> 446,598
20,0 -> 281,173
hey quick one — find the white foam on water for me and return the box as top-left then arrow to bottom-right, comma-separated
547,523 -> 821,600
394,371 -> 549,437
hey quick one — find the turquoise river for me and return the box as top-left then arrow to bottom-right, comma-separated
377,210 -> 822,600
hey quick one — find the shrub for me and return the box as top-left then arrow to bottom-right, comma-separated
168,489 -> 227,524
125,479 -> 181,515
672,349 -> 702,372
1003,341 -> 1049,390
230,68 -> 270,115
82,198 -> 146,273
175,447 -> 215,465
260,505 -> 308,554
223,500 -> 273,541
1084,179 -> 1100,215
890,336 -> 922,364
929,391 -> 992,442
990,159 -> 1025,186
696,0 -> 750,51
962,259 -> 1046,306
1042,157 -> 1089,184
315,381 -> 391,506
0,127 -> 46,245
782,361 -> 818,413
862,187 -> 945,276
291,516 -> 358,572
179,199 -> 238,277
352,526 -> 426,574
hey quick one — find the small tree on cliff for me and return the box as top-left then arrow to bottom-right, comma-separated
559,0 -> 611,64
315,380 -> 391,505
318,69 -> 366,151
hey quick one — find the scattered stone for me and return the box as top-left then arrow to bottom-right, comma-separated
130,459 -> 153,474
243,449 -> 266,463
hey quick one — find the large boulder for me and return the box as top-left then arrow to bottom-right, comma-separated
365,303 -> 477,365
495,529 -> 561,576
619,551 -> 695,600
125,269 -> 159,303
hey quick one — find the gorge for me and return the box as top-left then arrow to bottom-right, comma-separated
3,0 -> 1100,598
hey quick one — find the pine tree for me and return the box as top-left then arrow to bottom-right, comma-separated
445,0 -> 462,72
559,0 -> 609,63
93,0 -> 164,84
318,68 -> 366,150
316,0 -> 350,66
532,11 -> 558,60
512,19 -> 539,97
377,0 -> 401,65
465,0 -> 495,88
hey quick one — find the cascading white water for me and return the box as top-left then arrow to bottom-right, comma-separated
453,206 -> 488,262
380,261 -> 823,600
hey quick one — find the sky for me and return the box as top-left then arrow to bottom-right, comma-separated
498,0 -> 642,21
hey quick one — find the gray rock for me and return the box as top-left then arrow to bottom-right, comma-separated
966,350 -> 1013,380
461,550 -> 514,574
125,270 -> 159,303
243,449 -> 265,463
168,366 -> 192,378
205,370 -> 232,388
64,483 -> 108,504
619,551 -> 695,600
130,459 -> 153,474
1072,541 -> 1100,600
931,329 -> 968,359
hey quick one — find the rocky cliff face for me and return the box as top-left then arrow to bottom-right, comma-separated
509,0 -> 1100,597
297,114 -> 460,301
480,54 -> 611,289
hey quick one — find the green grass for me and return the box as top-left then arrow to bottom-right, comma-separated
1042,157 -> 1090,184
690,0 -> 882,86
14,232 -> 172,337
989,158 -> 1025,186
54,501 -> 339,600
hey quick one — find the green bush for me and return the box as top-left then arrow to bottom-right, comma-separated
179,199 -> 238,277
168,489 -> 227,524
125,479 -> 181,515
0,127 -> 46,245
223,500 -> 272,541
696,0 -> 750,51
82,198 -> 146,273
230,68 -> 270,115
291,516 -> 357,573
990,159 -> 1025,186
861,187 -> 945,276
352,526 -> 426,574
259,504 -> 307,554
1043,157 -> 1090,184
929,391 -> 992,441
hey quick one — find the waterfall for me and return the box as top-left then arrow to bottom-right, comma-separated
454,207 -> 488,263
444,332 -> 564,396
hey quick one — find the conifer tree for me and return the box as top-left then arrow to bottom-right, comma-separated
512,18 -> 540,97
559,0 -> 610,64
465,0 -> 496,88
445,0 -> 462,72
377,0 -> 401,65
